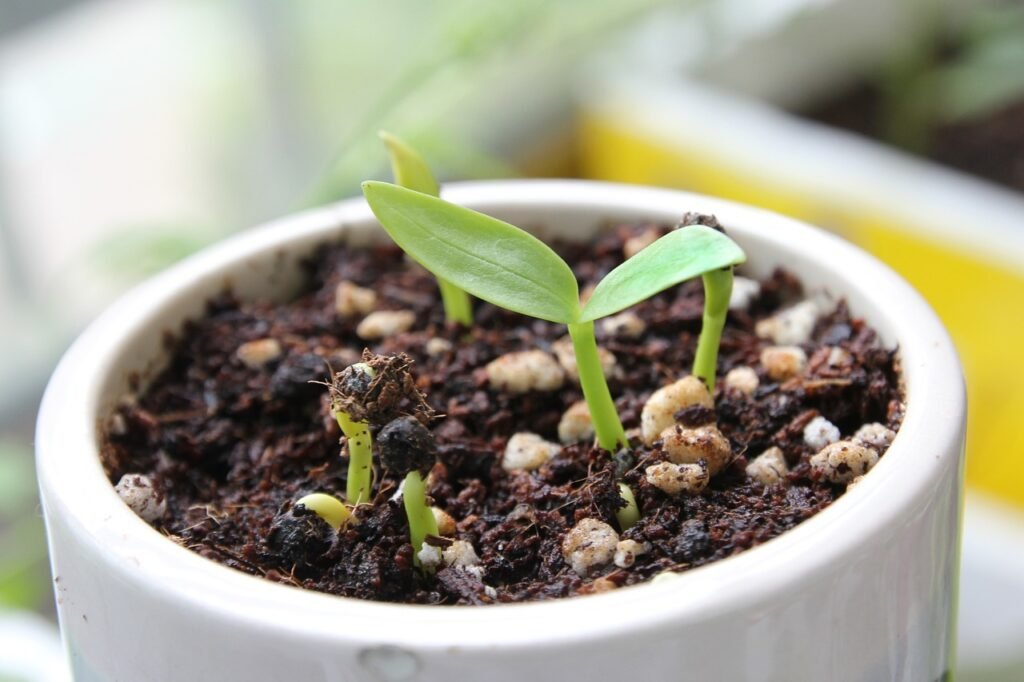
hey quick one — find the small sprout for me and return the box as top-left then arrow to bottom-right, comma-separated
334,280 -> 377,317
728,276 -> 761,311
562,518 -> 619,577
294,492 -> 352,530
326,352 -> 432,505
745,446 -> 788,486
640,376 -> 713,446
379,131 -> 473,326
853,423 -> 896,452
557,400 -> 594,443
378,415 -> 440,571
723,366 -> 760,396
760,345 -> 808,381
803,415 -> 841,451
114,473 -> 166,522
502,432 -> 561,471
599,310 -> 646,339
485,350 -> 565,394
615,483 -> 640,531
362,181 -> 745,452
356,309 -> 416,340
236,338 -> 282,369
645,460 -> 709,495
810,440 -> 879,484
331,363 -> 376,505
614,539 -> 649,569
660,424 -> 733,476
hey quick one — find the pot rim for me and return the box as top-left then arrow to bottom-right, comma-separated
36,179 -> 964,651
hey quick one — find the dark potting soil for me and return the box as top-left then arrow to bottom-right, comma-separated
101,220 -> 903,605
806,83 -> 1024,193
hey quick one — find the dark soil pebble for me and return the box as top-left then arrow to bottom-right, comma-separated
102,220 -> 903,605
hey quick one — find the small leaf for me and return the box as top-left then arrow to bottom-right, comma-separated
379,131 -> 440,196
580,225 -> 746,322
363,182 -> 580,323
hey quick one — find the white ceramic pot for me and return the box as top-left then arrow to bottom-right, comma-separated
36,181 -> 965,682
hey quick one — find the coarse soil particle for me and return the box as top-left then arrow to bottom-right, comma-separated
102,221 -> 903,604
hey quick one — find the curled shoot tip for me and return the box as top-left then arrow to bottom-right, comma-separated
361,183 -> 746,451
295,492 -> 352,530
378,131 -> 473,326
616,483 -> 640,531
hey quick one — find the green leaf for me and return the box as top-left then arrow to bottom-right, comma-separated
363,181 -> 580,323
379,131 -> 440,196
580,225 -> 746,322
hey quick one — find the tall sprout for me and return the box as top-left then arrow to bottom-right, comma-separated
361,182 -> 746,452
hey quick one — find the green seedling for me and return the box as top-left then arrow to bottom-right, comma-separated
331,362 -> 377,505
295,492 -> 353,530
616,483 -> 640,531
361,182 -> 746,452
327,353 -> 433,506
378,415 -> 440,572
692,267 -> 733,393
380,131 -> 474,326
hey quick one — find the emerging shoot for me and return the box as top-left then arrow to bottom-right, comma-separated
378,415 -> 440,571
295,492 -> 352,530
616,483 -> 640,531
327,352 -> 433,505
379,131 -> 473,326
332,362 -> 377,504
361,181 -> 746,452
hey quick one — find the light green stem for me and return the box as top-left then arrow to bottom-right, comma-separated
568,321 -> 627,452
403,471 -> 439,571
438,277 -> 473,326
616,483 -> 640,531
295,493 -> 352,530
693,268 -> 734,393
339,411 -> 374,505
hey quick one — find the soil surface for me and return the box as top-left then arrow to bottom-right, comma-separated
102,220 -> 903,605
807,84 -> 1024,193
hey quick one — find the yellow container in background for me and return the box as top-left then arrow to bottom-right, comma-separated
577,83 -> 1024,506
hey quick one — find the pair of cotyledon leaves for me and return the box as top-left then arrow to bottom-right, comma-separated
361,181 -> 746,325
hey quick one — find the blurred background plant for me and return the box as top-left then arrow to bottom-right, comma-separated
3,0 -> 1024,680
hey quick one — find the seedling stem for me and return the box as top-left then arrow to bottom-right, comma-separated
692,268 -> 734,393
340,411 -> 374,505
402,471 -> 439,571
568,321 -> 627,451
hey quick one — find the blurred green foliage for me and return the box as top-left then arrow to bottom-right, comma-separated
0,441 -> 48,612
879,3 -> 1024,151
